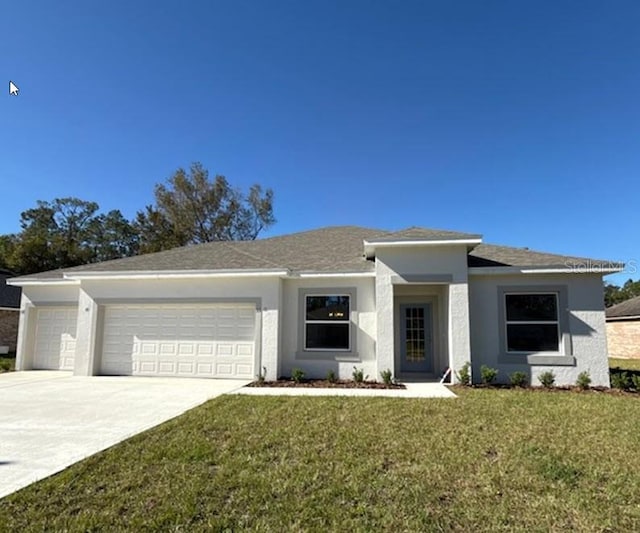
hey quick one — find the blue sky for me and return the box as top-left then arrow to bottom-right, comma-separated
2,1 -> 638,283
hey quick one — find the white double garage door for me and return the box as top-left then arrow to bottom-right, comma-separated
33,303 -> 257,379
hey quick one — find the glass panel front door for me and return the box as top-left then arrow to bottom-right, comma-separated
400,304 -> 433,373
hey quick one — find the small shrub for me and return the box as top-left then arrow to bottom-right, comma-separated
576,371 -> 591,390
352,366 -> 367,383
291,368 -> 305,383
611,371 -> 629,390
0,360 -> 11,372
631,374 -> 640,391
326,369 -> 337,383
256,366 -> 267,385
509,371 -> 528,388
538,371 -> 556,388
480,365 -> 498,385
380,369 -> 394,386
456,362 -> 471,386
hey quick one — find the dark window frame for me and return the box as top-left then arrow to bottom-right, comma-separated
296,287 -> 359,361
504,292 -> 560,353
496,285 -> 575,366
304,294 -> 351,351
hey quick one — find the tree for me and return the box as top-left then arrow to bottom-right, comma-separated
0,235 -> 18,272
604,279 -> 640,307
134,206 -> 184,254
3,198 -> 138,275
136,162 -> 275,252
87,210 -> 140,262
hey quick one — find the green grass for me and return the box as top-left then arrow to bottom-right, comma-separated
610,357 -> 640,371
2,390 -> 640,531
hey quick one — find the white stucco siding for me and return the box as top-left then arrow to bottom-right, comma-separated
375,246 -> 471,382
15,285 -> 80,371
376,246 -> 470,282
468,273 -> 609,387
280,277 -> 376,380
27,277 -> 281,379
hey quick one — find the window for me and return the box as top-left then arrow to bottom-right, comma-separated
505,293 -> 560,352
304,295 -> 350,350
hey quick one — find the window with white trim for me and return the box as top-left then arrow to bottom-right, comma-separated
304,295 -> 350,350
504,293 -> 560,352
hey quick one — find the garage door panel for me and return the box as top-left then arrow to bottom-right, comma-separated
100,304 -> 256,378
33,306 -> 78,370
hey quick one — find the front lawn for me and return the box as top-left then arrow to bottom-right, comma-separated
1,389 -> 640,531
610,357 -> 640,371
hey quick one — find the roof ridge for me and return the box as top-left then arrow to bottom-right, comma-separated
261,225 -> 386,241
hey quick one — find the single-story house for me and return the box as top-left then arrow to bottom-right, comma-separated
0,269 -> 21,354
9,226 -> 622,386
606,295 -> 640,359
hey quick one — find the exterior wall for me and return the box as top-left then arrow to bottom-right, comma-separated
375,245 -> 471,382
15,284 -> 80,370
606,320 -> 640,359
77,277 -> 282,380
280,277 -> 376,380
468,273 -> 609,387
0,309 -> 19,352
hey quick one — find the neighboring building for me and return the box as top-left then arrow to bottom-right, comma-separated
606,295 -> 640,359
8,226 -> 622,386
0,269 -> 22,354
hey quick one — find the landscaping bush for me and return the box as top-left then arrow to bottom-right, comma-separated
326,369 -> 337,383
455,362 -> 471,386
611,371 -> 630,390
352,367 -> 367,383
631,375 -> 640,391
509,371 -> 528,388
291,368 -> 305,383
0,360 -> 11,372
480,365 -> 498,385
538,371 -> 556,388
576,371 -> 591,390
380,369 -> 394,386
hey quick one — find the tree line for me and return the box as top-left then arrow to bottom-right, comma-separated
604,279 -> 640,308
0,163 -> 275,275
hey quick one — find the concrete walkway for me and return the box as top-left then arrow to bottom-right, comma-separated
232,382 -> 457,398
0,371 -> 249,500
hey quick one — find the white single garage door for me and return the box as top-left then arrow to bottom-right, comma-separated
33,306 -> 78,370
100,303 -> 257,378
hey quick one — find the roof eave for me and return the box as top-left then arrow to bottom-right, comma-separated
8,278 -> 79,287
295,271 -> 375,278
63,268 -> 291,281
468,266 -> 623,276
606,314 -> 640,321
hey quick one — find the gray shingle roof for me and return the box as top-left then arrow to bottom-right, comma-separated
9,226 -> 621,281
606,295 -> 640,319
468,243 -> 622,270
0,271 -> 21,308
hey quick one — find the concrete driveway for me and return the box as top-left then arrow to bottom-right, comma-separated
0,371 -> 249,499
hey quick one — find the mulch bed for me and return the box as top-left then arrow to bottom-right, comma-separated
451,384 -> 639,396
248,379 -> 406,389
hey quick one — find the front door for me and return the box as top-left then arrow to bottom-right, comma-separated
400,303 -> 433,373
